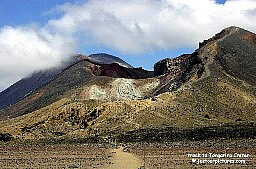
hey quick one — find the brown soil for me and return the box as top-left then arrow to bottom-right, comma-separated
0,145 -> 112,168
0,144 -> 255,169
104,147 -> 143,169
129,145 -> 256,169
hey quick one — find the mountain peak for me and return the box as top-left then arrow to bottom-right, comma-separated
89,53 -> 133,68
199,26 -> 244,48
223,25 -> 241,31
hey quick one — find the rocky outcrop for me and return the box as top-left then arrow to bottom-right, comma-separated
154,54 -> 199,76
153,53 -> 203,94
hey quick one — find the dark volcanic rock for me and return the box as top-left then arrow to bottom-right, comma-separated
153,53 -> 203,95
0,133 -> 13,142
98,63 -> 153,79
116,123 -> 256,143
215,28 -> 256,85
154,54 -> 201,76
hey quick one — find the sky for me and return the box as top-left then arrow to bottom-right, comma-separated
1,0 -> 256,91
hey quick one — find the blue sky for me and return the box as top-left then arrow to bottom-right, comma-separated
2,0 -> 256,91
0,0 -> 226,70
0,0 -> 80,27
0,0 -> 226,27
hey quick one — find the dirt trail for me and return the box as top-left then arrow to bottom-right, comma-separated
104,147 -> 143,169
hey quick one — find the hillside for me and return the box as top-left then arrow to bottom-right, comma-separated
0,26 -> 255,144
0,59 -> 154,120
0,53 -> 132,110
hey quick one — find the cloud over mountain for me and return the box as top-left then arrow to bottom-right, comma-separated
0,26 -> 76,91
1,0 -> 256,91
50,0 -> 256,53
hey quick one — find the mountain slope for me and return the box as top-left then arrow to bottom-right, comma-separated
0,53 -> 132,110
0,59 -> 154,119
0,69 -> 60,110
0,26 -> 255,143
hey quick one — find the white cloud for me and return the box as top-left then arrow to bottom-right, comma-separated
1,0 -> 256,91
0,25 -> 76,91
49,0 -> 256,54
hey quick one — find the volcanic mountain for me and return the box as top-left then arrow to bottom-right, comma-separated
0,26 -> 255,143
0,53 -> 133,110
